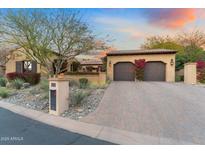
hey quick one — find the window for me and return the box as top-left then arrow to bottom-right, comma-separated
23,61 -> 32,72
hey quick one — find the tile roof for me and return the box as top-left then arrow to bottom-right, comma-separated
80,60 -> 103,65
107,49 -> 177,56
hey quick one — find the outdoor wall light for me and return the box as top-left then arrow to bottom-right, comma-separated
170,59 -> 174,66
109,61 -> 111,67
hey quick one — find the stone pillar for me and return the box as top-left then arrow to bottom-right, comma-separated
48,78 -> 69,116
184,63 -> 197,84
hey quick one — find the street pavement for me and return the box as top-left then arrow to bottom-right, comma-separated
0,107 -> 114,145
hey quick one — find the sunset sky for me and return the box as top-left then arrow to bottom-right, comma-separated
79,8 -> 205,50
1,8 -> 205,50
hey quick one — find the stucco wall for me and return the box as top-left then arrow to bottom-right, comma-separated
64,72 -> 106,85
107,54 -> 176,82
5,49 -> 41,74
184,63 -> 196,84
0,66 -> 5,76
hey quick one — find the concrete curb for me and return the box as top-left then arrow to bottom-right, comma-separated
0,101 -> 193,145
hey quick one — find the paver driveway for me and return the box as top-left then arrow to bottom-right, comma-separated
81,81 -> 205,144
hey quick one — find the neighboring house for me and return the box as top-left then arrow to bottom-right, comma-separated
106,49 -> 177,82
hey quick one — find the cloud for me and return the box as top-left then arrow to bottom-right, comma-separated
196,8 -> 205,19
95,17 -> 145,39
144,8 -> 196,29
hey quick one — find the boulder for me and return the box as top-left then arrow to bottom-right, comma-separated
22,82 -> 31,89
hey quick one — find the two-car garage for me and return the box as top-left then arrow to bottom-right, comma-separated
113,61 -> 165,81
107,49 -> 176,82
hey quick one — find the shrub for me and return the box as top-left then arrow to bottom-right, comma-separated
79,78 -> 89,89
0,88 -> 10,98
11,79 -> 24,89
40,79 -> 49,92
0,77 -> 7,87
197,61 -> 205,83
6,72 -> 40,85
71,91 -> 88,106
135,59 -> 146,81
69,80 -> 79,87
175,75 -> 184,82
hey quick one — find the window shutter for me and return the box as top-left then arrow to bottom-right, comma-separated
16,61 -> 23,73
32,61 -> 37,73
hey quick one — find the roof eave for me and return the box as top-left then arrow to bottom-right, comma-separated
107,51 -> 177,56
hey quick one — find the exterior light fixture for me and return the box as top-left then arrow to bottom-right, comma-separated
109,61 -> 111,67
170,59 -> 174,66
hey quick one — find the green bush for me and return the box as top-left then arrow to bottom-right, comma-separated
71,91 -> 88,106
0,88 -> 10,98
40,79 -> 49,92
69,80 -> 79,87
11,79 -> 24,89
175,75 -> 184,82
79,78 -> 88,89
0,77 -> 7,87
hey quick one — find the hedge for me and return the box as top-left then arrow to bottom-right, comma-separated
6,72 -> 41,85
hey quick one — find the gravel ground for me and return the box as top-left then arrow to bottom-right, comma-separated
1,83 -> 106,120
61,86 -> 106,120
2,86 -> 49,113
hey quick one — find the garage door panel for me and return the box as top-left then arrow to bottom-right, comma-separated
114,62 -> 135,81
144,62 -> 165,81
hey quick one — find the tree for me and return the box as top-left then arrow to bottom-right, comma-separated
141,31 -> 205,70
0,9 -> 108,75
177,30 -> 205,48
141,35 -> 184,53
0,47 -> 11,66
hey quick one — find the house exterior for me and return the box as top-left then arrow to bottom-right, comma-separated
5,47 -> 177,83
106,49 -> 177,82
0,64 -> 5,76
5,48 -> 104,74
79,60 -> 103,72
5,48 -> 43,75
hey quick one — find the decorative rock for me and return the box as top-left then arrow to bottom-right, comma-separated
6,82 -> 12,88
75,108 -> 84,112
22,82 -> 30,89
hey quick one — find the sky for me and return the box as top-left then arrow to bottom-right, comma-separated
78,8 -> 205,50
1,8 -> 205,51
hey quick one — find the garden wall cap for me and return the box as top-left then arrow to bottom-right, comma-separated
107,49 -> 177,56
48,78 -> 69,81
184,62 -> 197,65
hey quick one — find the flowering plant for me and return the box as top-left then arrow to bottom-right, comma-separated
197,61 -> 205,83
134,59 -> 146,81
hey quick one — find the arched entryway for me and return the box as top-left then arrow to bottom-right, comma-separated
144,61 -> 166,81
114,62 -> 135,81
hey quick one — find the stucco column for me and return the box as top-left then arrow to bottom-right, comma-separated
48,78 -> 69,116
184,63 -> 197,84
98,72 -> 106,85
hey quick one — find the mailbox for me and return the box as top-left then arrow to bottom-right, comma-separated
49,78 -> 69,116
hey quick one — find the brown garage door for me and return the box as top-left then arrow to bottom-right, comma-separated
144,62 -> 165,81
114,62 -> 135,81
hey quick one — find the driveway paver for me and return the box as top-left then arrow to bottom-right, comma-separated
81,81 -> 205,144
